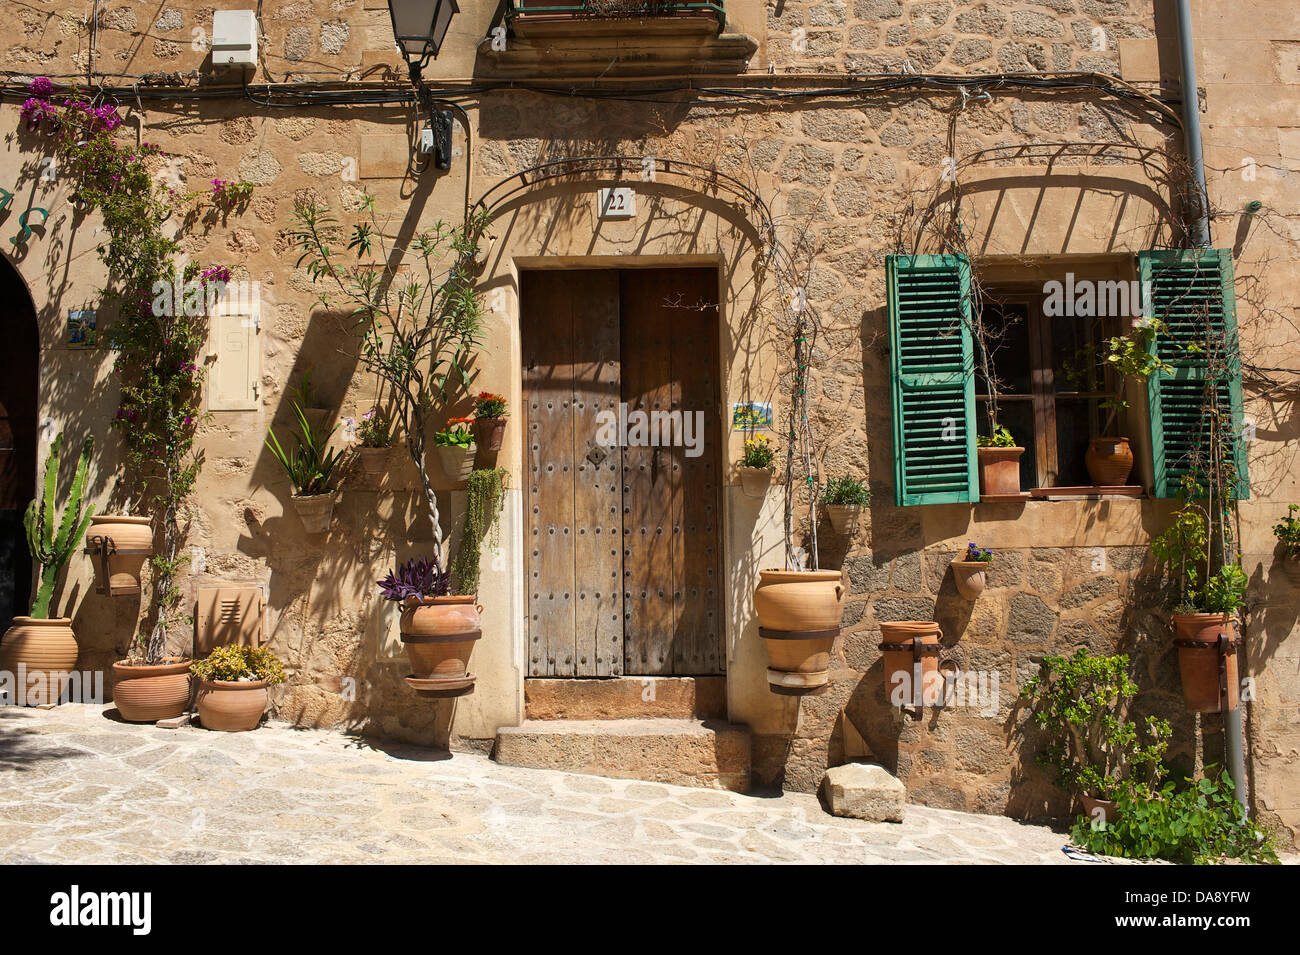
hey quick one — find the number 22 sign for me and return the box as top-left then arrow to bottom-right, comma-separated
597,186 -> 636,220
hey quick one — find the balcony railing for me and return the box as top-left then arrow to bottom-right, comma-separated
506,0 -> 726,32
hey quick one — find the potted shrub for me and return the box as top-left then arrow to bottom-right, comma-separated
820,475 -> 870,535
354,406 -> 396,477
380,554 -> 481,697
191,644 -> 286,732
738,434 -> 775,498
266,398 -> 341,533
976,425 -> 1024,497
434,418 -> 476,484
951,542 -> 991,599
1272,504 -> 1300,581
1019,649 -> 1170,826
0,434 -> 93,706
471,392 -> 508,452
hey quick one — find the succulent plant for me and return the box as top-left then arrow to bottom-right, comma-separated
377,555 -> 451,603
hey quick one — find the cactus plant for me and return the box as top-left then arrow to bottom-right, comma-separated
24,433 -> 95,618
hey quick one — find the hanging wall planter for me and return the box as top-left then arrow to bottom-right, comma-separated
111,658 -> 192,722
879,620 -> 943,707
355,447 -> 389,477
436,445 -> 476,483
754,569 -> 844,695
401,595 -> 482,697
290,492 -> 334,534
85,515 -> 153,597
825,504 -> 862,535
0,617 -> 78,706
472,417 -> 506,452
739,466 -> 772,499
950,560 -> 987,600
1084,436 -> 1135,486
1172,612 -> 1239,714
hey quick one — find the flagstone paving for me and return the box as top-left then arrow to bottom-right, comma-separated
0,704 -> 1080,864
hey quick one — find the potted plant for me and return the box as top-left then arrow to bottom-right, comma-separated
450,468 -> 508,596
191,644 -> 286,732
354,406 -> 396,477
976,425 -> 1024,497
288,368 -> 334,435
951,542 -> 992,599
471,392 -> 508,452
0,434 -> 93,707
1272,504 -> 1300,581
434,419 -> 476,484
738,434 -> 775,498
379,554 -> 481,697
820,475 -> 870,535
265,399 -> 341,534
1019,649 -> 1170,825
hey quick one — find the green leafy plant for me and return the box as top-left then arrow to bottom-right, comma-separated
356,408 -> 396,449
977,425 -> 1017,448
473,392 -> 507,419
450,468 -> 509,595
434,420 -> 476,449
1071,771 -> 1278,864
191,644 -> 286,685
266,401 -> 341,496
819,475 -> 871,507
1273,505 -> 1300,560
1151,479 -> 1246,614
1019,650 -> 1169,802
963,542 -> 993,563
24,434 -> 95,619
741,434 -> 775,470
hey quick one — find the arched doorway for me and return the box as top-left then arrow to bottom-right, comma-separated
0,258 -> 38,626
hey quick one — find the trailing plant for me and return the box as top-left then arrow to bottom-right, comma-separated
450,468 -> 509,595
434,419 -> 476,449
356,408 -> 396,448
473,392 -> 508,419
1019,649 -> 1170,802
17,80 -> 216,664
741,434 -> 775,471
963,542 -> 993,563
290,196 -> 487,566
977,426 -> 1017,448
1272,504 -> 1300,560
190,644 -> 286,685
1071,770 -> 1278,864
377,555 -> 452,603
819,475 -> 870,508
1151,476 -> 1247,614
265,401 -> 341,496
24,434 -> 95,619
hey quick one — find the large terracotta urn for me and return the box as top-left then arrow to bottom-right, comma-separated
112,659 -> 192,722
754,569 -> 845,695
195,679 -> 270,731
400,595 -> 482,693
86,515 -> 153,596
1085,436 -> 1135,486
1173,612 -> 1238,713
0,617 -> 78,706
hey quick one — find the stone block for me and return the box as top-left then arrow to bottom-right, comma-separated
819,762 -> 905,822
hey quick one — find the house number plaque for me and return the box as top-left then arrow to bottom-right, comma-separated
597,186 -> 636,219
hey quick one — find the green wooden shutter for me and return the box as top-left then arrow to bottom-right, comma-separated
1141,249 -> 1249,499
887,254 -> 978,506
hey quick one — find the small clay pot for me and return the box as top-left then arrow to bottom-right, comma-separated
1173,612 -> 1238,713
950,559 -> 988,599
401,595 -> 483,680
355,447 -> 389,477
112,658 -> 192,722
0,617 -> 78,706
86,515 -> 153,596
1079,794 -> 1119,826
196,678 -> 270,731
472,417 -> 506,452
977,446 -> 1025,496
739,466 -> 772,499
1085,436 -> 1135,486
291,493 -> 334,534
436,445 -> 475,483
825,504 -> 862,535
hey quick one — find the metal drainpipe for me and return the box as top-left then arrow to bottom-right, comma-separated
1175,0 -> 1248,811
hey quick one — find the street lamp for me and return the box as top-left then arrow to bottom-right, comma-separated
387,0 -> 459,85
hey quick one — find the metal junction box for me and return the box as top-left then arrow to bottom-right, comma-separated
212,10 -> 258,68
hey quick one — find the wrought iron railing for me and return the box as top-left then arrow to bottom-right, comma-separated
506,0 -> 726,31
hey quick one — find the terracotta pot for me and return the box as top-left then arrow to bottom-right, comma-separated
760,628 -> 838,695
977,446 -> 1024,496
739,466 -> 772,499
436,445 -> 475,483
86,515 -> 153,597
0,617 -> 78,706
196,678 -> 270,732
1173,612 -> 1239,713
879,621 -> 942,707
355,447 -> 389,477
825,504 -> 862,535
1085,436 -> 1135,486
400,595 -> 483,681
1079,794 -> 1119,826
754,569 -> 845,632
111,658 -> 192,722
950,559 -> 988,599
290,493 -> 334,533
472,417 -> 506,453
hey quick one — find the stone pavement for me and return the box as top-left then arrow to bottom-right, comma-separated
0,704 -> 1077,864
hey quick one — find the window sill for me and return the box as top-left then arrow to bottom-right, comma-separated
1028,486 -> 1146,501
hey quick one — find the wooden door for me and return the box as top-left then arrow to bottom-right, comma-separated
522,268 -> 722,677
0,267 -> 37,626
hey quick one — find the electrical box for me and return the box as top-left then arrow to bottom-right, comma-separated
212,11 -> 258,67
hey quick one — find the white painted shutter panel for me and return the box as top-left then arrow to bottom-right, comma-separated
208,313 -> 259,411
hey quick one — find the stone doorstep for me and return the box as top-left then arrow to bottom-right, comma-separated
524,676 -> 727,721
492,718 -> 752,793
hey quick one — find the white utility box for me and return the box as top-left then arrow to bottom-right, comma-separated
212,10 -> 258,67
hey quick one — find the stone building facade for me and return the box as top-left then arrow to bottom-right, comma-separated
1,0 -> 1297,846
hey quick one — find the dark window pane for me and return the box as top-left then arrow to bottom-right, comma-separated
975,303 -> 1032,397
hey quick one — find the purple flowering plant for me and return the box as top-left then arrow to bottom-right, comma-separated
377,555 -> 452,603
964,542 -> 994,563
